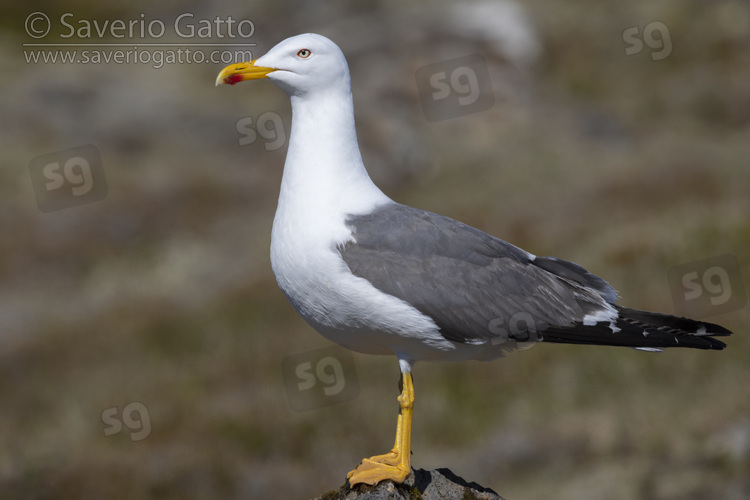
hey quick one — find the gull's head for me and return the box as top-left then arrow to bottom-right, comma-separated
215,33 -> 350,97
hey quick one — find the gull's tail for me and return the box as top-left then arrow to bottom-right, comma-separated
540,306 -> 731,351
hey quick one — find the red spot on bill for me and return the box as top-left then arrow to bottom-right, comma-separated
225,73 -> 245,85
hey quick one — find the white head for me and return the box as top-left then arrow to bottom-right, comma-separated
216,33 -> 351,98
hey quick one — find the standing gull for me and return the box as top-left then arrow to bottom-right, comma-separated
216,33 -> 732,486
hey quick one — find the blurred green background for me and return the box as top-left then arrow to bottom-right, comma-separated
1,1 -> 748,499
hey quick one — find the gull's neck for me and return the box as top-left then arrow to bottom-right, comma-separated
275,88 -> 390,224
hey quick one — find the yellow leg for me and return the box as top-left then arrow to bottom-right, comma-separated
347,372 -> 414,486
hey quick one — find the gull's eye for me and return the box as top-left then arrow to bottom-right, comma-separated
297,49 -> 311,58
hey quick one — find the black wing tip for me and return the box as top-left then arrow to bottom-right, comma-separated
617,306 -> 734,340
701,323 -> 733,337
541,328 -> 729,350
705,338 -> 728,350
541,307 -> 733,351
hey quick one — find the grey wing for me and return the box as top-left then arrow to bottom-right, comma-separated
338,203 -> 617,344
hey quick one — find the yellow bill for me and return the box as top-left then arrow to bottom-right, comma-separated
215,60 -> 276,86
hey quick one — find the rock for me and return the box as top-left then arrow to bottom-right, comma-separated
312,468 -> 505,500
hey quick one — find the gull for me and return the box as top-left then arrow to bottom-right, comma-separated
216,33 -> 731,486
